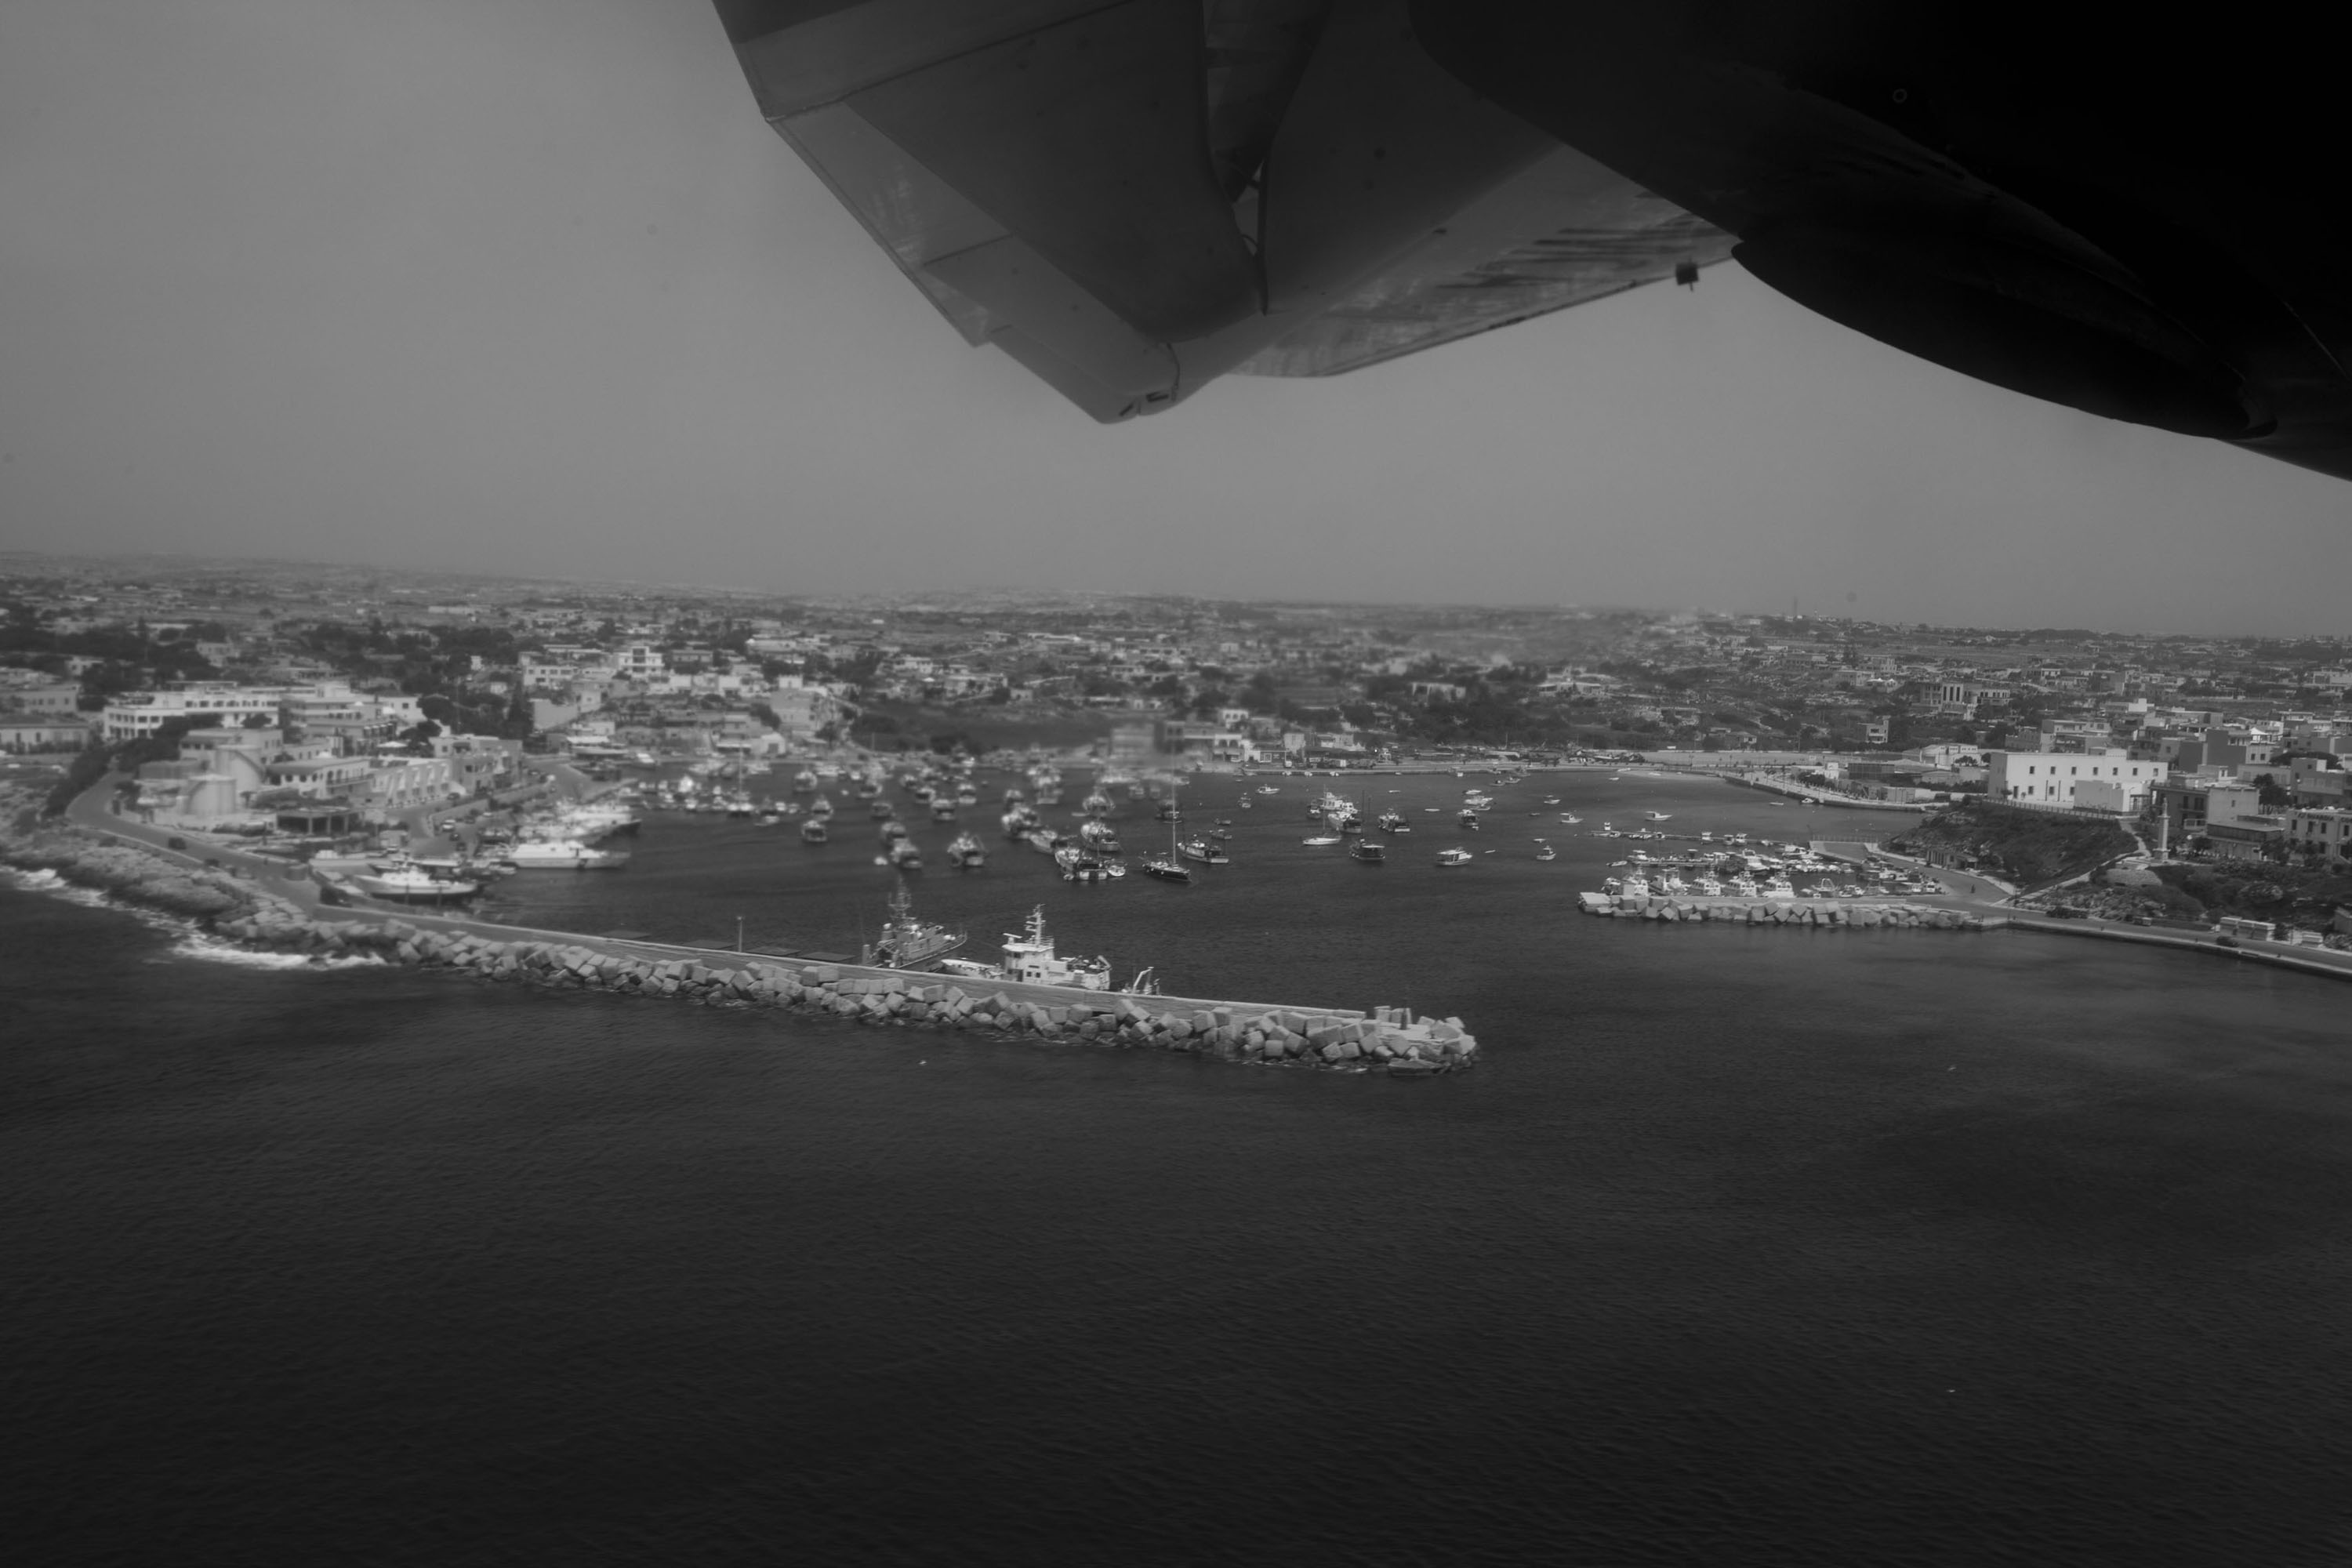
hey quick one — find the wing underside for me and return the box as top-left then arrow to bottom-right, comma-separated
717,0 -> 1732,420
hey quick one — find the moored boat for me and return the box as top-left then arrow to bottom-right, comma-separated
353,858 -> 481,902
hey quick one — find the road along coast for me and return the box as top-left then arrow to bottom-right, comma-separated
213,904 -> 1478,1074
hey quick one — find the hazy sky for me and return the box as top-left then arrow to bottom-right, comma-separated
5,1 -> 2348,631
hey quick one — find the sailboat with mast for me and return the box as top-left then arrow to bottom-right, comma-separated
1141,777 -> 1192,883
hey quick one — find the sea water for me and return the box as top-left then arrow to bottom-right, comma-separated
7,770 -> 2351,1564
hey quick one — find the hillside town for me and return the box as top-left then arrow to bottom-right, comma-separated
6,554 -> 2352,876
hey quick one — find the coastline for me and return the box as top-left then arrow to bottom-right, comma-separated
2,789 -> 1475,1076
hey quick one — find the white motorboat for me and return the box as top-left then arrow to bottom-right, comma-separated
352,860 -> 480,902
504,840 -> 627,869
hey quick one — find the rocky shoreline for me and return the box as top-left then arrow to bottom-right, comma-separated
218,907 -> 1479,1074
0,820 -> 282,924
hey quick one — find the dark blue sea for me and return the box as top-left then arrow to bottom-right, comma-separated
9,769 -> 2352,1565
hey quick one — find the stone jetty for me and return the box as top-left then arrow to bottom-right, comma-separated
1577,891 -> 1995,931
214,907 -> 1479,1074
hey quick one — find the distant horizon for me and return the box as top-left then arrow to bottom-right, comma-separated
6,545 -> 2350,644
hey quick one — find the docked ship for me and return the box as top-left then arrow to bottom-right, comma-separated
945,831 -> 987,869
1001,804 -> 1040,840
1436,848 -> 1475,866
878,817 -> 910,844
800,818 -> 829,844
1077,818 -> 1122,854
1458,811 -> 1482,831
881,838 -> 923,871
938,906 -> 1112,990
861,884 -> 966,970
870,797 -> 895,819
808,793 -> 834,819
1178,836 -> 1229,866
1377,809 -> 1408,834
1081,788 -> 1113,817
1348,838 -> 1386,864
931,799 -> 959,823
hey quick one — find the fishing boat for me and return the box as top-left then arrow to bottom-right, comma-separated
861,882 -> 967,970
939,906 -> 1113,990
945,831 -> 986,869
1349,838 -> 1386,864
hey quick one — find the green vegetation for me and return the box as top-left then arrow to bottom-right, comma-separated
1888,802 -> 2133,887
2153,863 -> 2352,930
42,740 -> 116,818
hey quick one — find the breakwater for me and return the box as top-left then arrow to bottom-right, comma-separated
216,905 -> 1479,1075
1578,891 -> 1996,931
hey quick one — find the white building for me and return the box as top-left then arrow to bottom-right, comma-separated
102,684 -> 340,741
1987,750 -> 2161,811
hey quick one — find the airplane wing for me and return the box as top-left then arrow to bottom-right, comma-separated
713,0 -> 1729,422
717,0 -> 2352,481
